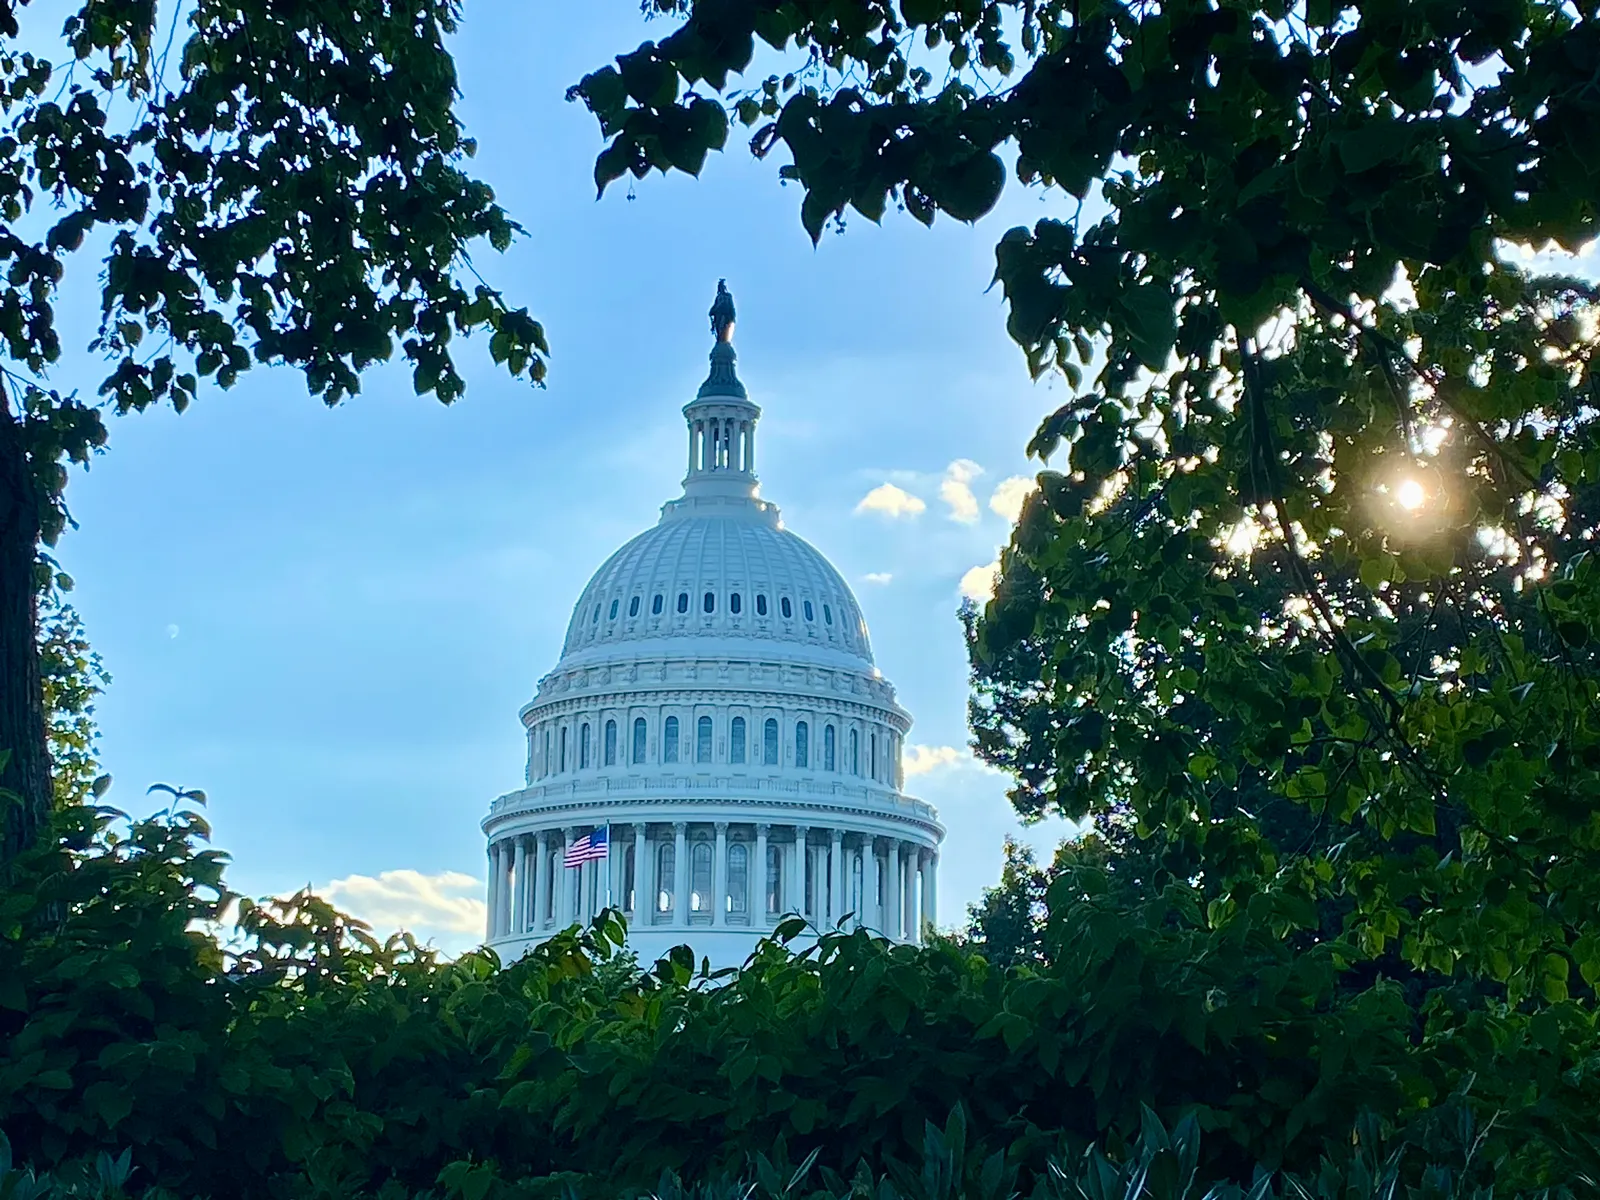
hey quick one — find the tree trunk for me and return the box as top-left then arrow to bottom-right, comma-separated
0,404 -> 51,869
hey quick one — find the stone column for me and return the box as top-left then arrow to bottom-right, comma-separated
485,843 -> 500,939
673,821 -> 688,923
532,831 -> 547,929
511,836 -> 528,934
632,823 -> 647,917
712,822 -> 728,926
828,828 -> 844,929
864,837 -> 879,934
754,824 -> 769,926
885,841 -> 901,939
791,826 -> 807,916
555,828 -> 571,926
902,845 -> 918,946
922,851 -> 939,935
812,838 -> 827,925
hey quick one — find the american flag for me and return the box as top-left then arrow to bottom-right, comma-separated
563,826 -> 609,868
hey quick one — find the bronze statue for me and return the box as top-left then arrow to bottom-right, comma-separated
709,279 -> 736,343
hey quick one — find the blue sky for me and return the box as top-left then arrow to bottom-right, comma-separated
54,3 -> 1080,951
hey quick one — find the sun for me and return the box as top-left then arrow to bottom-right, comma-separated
1395,478 -> 1427,511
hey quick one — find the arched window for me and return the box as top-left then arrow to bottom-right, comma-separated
756,594 -> 768,616
764,718 -> 779,765
795,720 -> 810,769
703,591 -> 716,613
676,592 -> 689,614
871,732 -> 878,780
728,843 -> 749,913
542,729 -> 551,778
730,592 -> 742,614
691,842 -> 713,911
824,603 -> 833,625
603,720 -> 617,766
652,593 -> 664,615
803,600 -> 814,621
780,596 -> 793,619
824,724 -> 836,772
546,849 -> 559,920
697,715 -> 713,762
663,717 -> 680,763
559,726 -> 568,772
657,843 -> 675,912
850,728 -> 860,775
580,723 -> 591,769
730,717 -> 746,763
766,844 -> 782,915
628,595 -> 640,617
632,717 -> 647,764
608,598 -> 619,620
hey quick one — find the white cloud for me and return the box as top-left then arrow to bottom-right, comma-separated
988,476 -> 1038,524
959,558 -> 1000,603
862,572 -> 893,585
315,869 -> 485,938
854,483 -> 926,519
940,459 -> 983,524
903,744 -> 965,776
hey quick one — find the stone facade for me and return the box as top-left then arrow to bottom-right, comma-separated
481,298 -> 943,971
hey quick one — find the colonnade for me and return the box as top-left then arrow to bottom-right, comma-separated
688,414 -> 755,475
486,820 -> 937,945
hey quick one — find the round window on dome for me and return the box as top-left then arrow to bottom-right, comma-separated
629,596 -> 640,618
823,604 -> 833,625
652,594 -> 663,615
756,594 -> 768,616
730,592 -> 742,614
803,600 -> 814,622
608,598 -> 619,620
703,591 -> 716,614
677,592 -> 689,614
780,597 -> 792,619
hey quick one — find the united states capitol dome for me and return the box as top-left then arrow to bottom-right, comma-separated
481,282 -> 943,973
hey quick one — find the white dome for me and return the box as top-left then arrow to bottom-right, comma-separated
559,510 -> 875,672
481,288 -> 941,973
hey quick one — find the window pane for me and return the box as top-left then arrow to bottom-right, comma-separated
580,723 -> 591,769
780,597 -> 792,619
756,594 -> 768,616
703,591 -> 716,613
824,725 -> 835,771
730,717 -> 746,763
803,600 -> 814,621
766,844 -> 782,914
796,721 -> 809,769
850,728 -> 859,774
728,844 -> 748,912
608,598 -> 619,619
657,844 -> 674,912
824,603 -> 833,625
764,718 -> 779,765
871,732 -> 878,780
691,842 -> 713,911
629,596 -> 640,617
730,592 -> 742,614
652,593 -> 663,615
633,717 -> 647,764
592,604 -> 600,624
677,592 -> 689,613
697,715 -> 713,762
559,726 -> 567,772
664,717 -> 679,763
604,720 -> 617,766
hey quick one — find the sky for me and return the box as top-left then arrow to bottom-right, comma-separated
51,3 -> 1084,952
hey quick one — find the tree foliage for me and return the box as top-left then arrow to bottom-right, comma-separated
571,0 -> 1600,1009
0,0 -> 546,866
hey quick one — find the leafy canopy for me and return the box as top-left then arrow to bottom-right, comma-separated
571,0 -> 1600,1008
